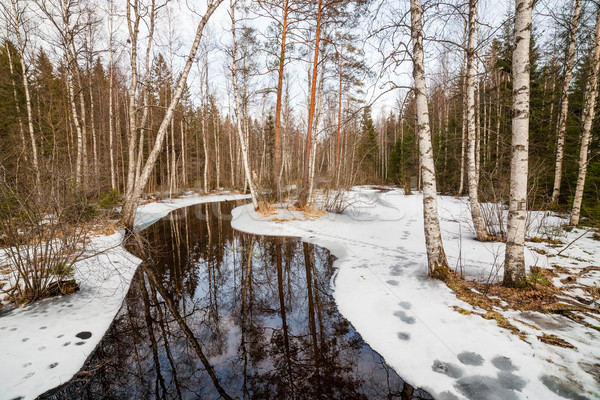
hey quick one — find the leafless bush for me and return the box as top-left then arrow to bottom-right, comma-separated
322,188 -> 353,214
0,177 -> 96,305
479,201 -> 506,239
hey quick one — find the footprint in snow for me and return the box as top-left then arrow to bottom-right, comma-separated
399,301 -> 412,309
491,356 -> 518,372
49,362 -> 59,369
432,360 -> 464,379
393,310 -> 415,324
76,331 -> 92,340
457,351 -> 484,366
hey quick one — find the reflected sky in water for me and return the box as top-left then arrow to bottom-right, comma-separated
46,201 -> 431,400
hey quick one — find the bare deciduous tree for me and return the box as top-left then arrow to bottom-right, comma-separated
504,0 -> 534,287
571,3 -> 600,226
410,0 -> 449,277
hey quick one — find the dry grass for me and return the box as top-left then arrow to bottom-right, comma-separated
446,270 -> 559,315
446,270 -> 561,335
289,203 -> 326,219
447,264 -> 600,348
257,201 -> 277,217
538,333 -> 575,348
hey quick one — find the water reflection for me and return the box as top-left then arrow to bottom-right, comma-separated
46,201 -> 431,400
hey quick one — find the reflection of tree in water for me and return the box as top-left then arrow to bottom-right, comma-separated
49,201 -> 430,400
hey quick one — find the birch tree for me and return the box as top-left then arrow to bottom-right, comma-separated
5,0 -> 41,194
229,0 -> 259,209
465,0 -> 488,240
410,0 -> 449,277
571,4 -> 600,226
551,0 -> 581,204
108,0 -> 116,190
503,0 -> 534,287
121,0 -> 224,229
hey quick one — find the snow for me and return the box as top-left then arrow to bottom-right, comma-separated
1,187 -> 598,400
0,192 -> 250,400
230,188 -> 600,400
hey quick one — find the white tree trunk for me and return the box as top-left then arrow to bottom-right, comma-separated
552,0 -> 582,204
122,0 -> 224,229
108,0 -> 116,190
124,0 -> 141,204
410,0 -> 449,276
4,33 -> 27,161
229,0 -> 259,209
504,0 -> 534,286
9,0 -> 41,193
466,0 -> 488,240
571,5 -> 600,226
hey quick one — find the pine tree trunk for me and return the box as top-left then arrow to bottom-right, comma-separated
410,0 -> 449,276
466,0 -> 488,240
300,0 -> 323,206
571,5 -> 600,226
552,0 -> 582,204
504,0 -> 534,287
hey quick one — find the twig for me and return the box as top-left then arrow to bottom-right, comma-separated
557,226 -> 597,256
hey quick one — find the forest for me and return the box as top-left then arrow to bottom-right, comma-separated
1,0 -> 599,226
1,0 -> 600,398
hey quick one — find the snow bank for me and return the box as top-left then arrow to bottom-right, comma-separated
0,192 -> 250,400
231,188 -> 600,400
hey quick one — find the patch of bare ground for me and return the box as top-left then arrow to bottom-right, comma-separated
446,267 -> 599,348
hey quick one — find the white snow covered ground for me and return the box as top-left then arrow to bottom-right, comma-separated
0,192 -> 250,400
231,187 -> 600,400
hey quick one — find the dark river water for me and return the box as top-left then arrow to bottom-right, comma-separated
43,201 -> 432,400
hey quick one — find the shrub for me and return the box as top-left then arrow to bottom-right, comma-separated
98,189 -> 123,210
0,178 -> 91,305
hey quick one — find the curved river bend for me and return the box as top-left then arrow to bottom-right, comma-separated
44,201 -> 432,400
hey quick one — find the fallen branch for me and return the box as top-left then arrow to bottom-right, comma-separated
557,226 -> 597,256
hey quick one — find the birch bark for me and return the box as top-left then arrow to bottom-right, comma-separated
9,0 -> 41,193
571,4 -> 600,226
229,0 -> 259,209
466,0 -> 488,240
121,0 -> 224,229
504,0 -> 534,286
410,0 -> 449,276
552,0 -> 582,204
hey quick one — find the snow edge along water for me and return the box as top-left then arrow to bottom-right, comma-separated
0,192 -> 251,400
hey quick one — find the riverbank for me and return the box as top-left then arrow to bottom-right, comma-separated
231,187 -> 600,400
0,192 -> 250,400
